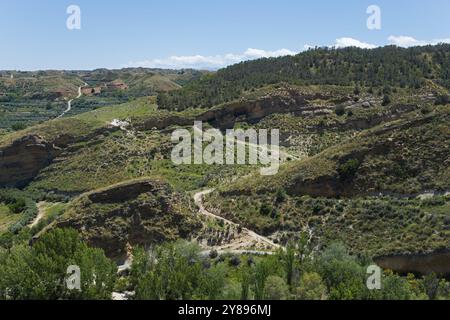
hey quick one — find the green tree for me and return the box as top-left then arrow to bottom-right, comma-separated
335,104 -> 346,116
337,159 -> 360,182
382,94 -> 391,106
317,243 -> 366,300
379,271 -> 415,300
260,203 -> 273,216
296,272 -> 327,300
252,257 -> 280,300
134,241 -> 202,300
0,229 -> 116,300
7,198 -> 27,214
264,276 -> 290,300
240,262 -> 252,300
197,263 -> 227,300
0,232 -> 14,252
297,232 -> 313,271
275,188 -> 287,204
435,94 -> 449,105
279,242 -> 296,288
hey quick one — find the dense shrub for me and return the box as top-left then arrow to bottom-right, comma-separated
435,94 -> 449,105
382,94 -> 391,106
337,159 -> 361,182
335,104 -> 346,116
296,272 -> 327,300
260,203 -> 273,216
0,189 -> 38,233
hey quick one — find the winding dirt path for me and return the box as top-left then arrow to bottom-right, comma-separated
29,201 -> 46,228
193,125 -> 300,161
56,82 -> 87,119
194,189 -> 281,252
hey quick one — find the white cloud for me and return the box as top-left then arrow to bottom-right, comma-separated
333,37 -> 377,49
304,35 -> 450,51
305,37 -> 377,50
124,48 -> 296,70
303,44 -> 316,50
388,35 -> 450,47
123,36 -> 450,70
243,48 -> 296,59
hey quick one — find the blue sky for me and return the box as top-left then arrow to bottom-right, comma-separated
1,0 -> 449,70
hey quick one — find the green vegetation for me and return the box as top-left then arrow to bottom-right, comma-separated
1,232 -> 447,301
0,97 -> 157,148
0,189 -> 38,233
0,68 -> 204,131
0,45 -> 449,300
205,191 -> 450,256
0,72 -> 84,130
126,240 -> 448,300
48,178 -> 202,259
158,45 -> 450,111
0,228 -> 116,300
82,68 -> 205,97
338,159 -> 361,182
222,105 -> 450,197
30,202 -> 68,235
0,204 -> 20,233
435,94 -> 449,105
26,128 -> 254,194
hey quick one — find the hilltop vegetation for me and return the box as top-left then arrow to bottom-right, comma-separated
158,44 -> 450,111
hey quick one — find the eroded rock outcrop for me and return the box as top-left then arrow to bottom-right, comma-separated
52,178 -> 202,260
199,88 -> 332,130
0,135 -> 61,188
375,250 -> 450,275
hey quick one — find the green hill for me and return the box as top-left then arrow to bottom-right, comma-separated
158,44 -> 450,111
0,45 -> 449,276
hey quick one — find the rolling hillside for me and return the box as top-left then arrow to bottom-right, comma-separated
0,68 -> 205,131
0,45 -> 449,278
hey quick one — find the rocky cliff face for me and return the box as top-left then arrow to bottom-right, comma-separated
0,127 -> 117,188
0,135 -> 61,188
199,88 -> 331,130
138,113 -> 193,131
139,87 -> 337,132
375,250 -> 450,275
52,178 -> 202,260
